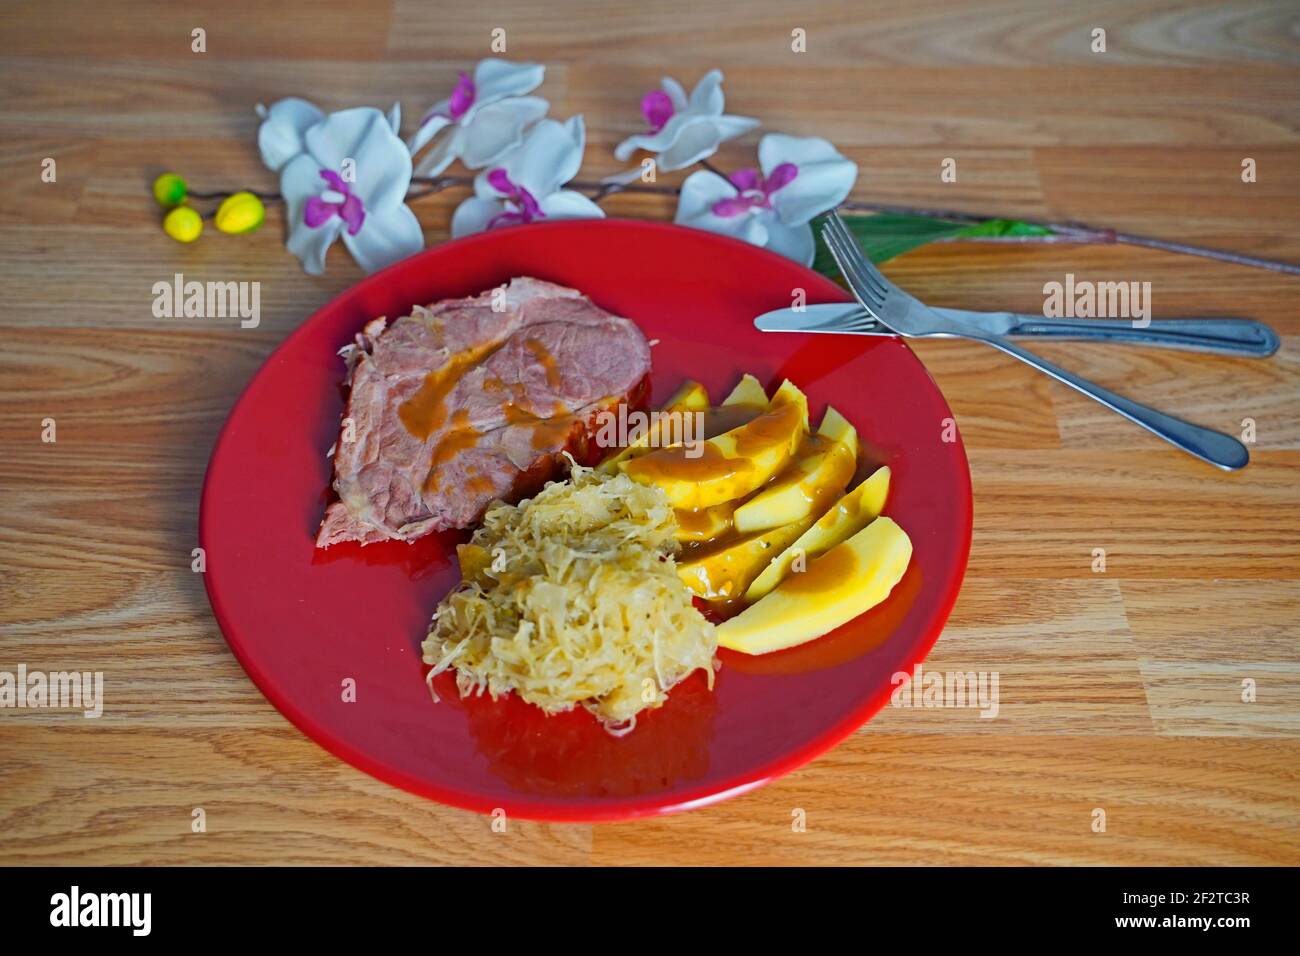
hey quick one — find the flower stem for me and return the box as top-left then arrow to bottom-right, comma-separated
181,176 -> 1300,275
188,188 -> 284,204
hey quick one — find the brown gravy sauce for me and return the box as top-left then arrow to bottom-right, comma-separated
423,408 -> 481,493
465,470 -> 496,497
404,337 -> 584,492
624,402 -> 802,487
628,441 -> 754,485
523,338 -> 561,389
399,342 -> 501,441
673,501 -> 735,543
731,401 -> 803,458
504,399 -> 577,451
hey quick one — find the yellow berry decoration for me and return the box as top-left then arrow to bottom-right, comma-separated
163,206 -> 203,243
152,173 -> 187,208
214,191 -> 266,234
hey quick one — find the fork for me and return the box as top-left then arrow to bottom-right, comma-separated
821,213 -> 1250,470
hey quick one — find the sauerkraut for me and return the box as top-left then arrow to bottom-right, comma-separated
421,459 -> 717,733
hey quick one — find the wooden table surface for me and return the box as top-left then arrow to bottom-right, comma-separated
2,0 -> 1298,865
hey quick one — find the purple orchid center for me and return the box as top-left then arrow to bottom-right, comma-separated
641,89 -> 675,134
711,163 -> 799,218
419,70 -> 476,128
447,71 -> 476,120
304,169 -> 365,236
485,168 -> 545,230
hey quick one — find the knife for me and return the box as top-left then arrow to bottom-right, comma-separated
754,303 -> 1279,357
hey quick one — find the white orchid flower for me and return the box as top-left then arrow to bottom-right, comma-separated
408,59 -> 549,177
257,100 -> 423,275
673,134 -> 857,265
608,69 -> 758,182
257,97 -> 400,171
450,115 -> 604,238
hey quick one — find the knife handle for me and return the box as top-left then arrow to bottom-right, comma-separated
1002,316 -> 1279,357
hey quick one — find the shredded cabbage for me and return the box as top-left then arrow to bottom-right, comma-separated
422,458 -> 717,733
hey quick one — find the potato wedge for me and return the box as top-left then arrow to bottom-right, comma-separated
721,373 -> 768,409
621,399 -> 804,508
816,405 -> 858,454
718,516 -> 912,655
597,379 -> 708,474
768,378 -> 810,433
677,516 -> 814,602
744,465 -> 891,602
732,441 -> 853,533
733,405 -> 858,533
673,502 -> 735,544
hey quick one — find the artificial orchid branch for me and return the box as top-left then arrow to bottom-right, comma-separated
170,173 -> 1300,276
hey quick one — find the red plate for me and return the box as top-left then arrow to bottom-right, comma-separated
201,219 -> 971,821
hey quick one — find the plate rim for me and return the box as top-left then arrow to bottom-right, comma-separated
199,217 -> 973,822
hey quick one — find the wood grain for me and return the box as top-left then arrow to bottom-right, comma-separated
1,0 -> 1298,865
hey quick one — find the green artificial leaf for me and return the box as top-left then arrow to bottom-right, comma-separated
955,218 -> 1054,238
811,213 -> 1054,278
811,213 -> 968,273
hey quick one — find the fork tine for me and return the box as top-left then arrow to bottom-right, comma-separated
821,219 -> 885,311
822,213 -> 888,301
847,238 -> 897,297
828,213 -> 890,279
819,223 -> 867,302
822,211 -> 859,266
821,214 -> 863,273
822,208 -> 849,242
799,311 -> 874,333
824,213 -> 891,301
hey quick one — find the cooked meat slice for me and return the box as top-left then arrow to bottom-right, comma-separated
316,278 -> 652,547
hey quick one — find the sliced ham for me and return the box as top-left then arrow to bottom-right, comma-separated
316,278 -> 651,547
